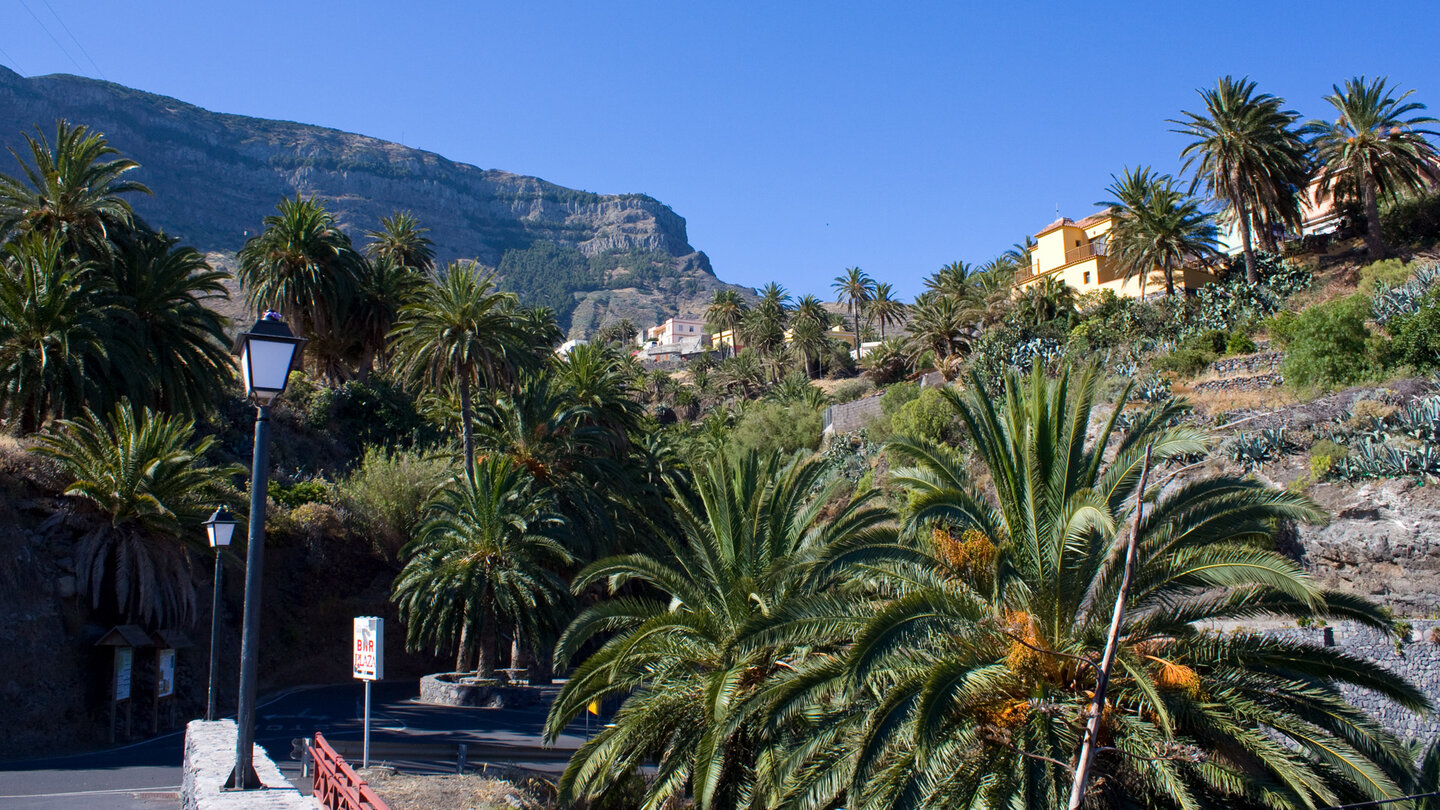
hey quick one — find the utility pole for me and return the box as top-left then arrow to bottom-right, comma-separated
1067,444 -> 1153,809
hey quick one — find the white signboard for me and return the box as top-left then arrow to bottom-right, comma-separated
353,617 -> 383,681
114,648 -> 132,701
157,649 -> 176,698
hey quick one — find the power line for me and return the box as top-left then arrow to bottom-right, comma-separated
39,0 -> 105,80
0,42 -> 27,75
16,0 -> 86,76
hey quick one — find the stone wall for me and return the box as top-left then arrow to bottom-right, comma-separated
824,395 -> 884,435
181,720 -> 312,810
1264,621 -> 1440,745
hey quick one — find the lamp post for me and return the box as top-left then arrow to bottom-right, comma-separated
226,313 -> 305,791
204,507 -> 238,722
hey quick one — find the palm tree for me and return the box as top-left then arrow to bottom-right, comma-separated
1173,76 -> 1311,282
866,281 -> 906,340
36,400 -> 240,628
389,262 -> 535,475
1309,76 -> 1440,262
906,292 -> 973,364
788,316 -> 833,379
0,234 -> 108,433
773,365 -> 1425,808
1001,236 -> 1037,272
365,210 -> 435,275
1016,274 -> 1078,326
544,448 -> 894,809
392,456 -> 571,676
237,195 -> 367,376
104,234 -> 233,414
832,267 -> 875,355
351,255 -> 426,380
706,288 -> 748,350
1101,166 -> 1222,297
924,260 -> 973,299
594,318 -> 639,346
713,350 -> 767,399
0,120 -> 150,257
552,341 -> 647,451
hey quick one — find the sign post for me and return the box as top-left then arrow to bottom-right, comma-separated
352,617 -> 383,769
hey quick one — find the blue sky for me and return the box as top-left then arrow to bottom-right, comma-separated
2,1 -> 1437,300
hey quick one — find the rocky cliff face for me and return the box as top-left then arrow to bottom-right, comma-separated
0,67 -> 742,335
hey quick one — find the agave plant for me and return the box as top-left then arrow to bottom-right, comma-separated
36,400 -> 240,628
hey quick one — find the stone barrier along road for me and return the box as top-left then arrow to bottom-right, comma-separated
182,720 -> 311,810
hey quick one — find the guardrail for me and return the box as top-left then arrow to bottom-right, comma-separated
312,732 -> 391,810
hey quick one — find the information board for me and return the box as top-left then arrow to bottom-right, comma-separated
114,647 -> 132,700
157,649 -> 176,697
353,617 -> 383,680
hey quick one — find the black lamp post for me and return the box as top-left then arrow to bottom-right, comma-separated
226,313 -> 304,791
204,507 -> 237,722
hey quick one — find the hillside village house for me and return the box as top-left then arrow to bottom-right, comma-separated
1015,212 -> 1217,299
641,316 -> 708,346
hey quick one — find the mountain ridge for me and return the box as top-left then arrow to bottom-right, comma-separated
0,66 -> 745,335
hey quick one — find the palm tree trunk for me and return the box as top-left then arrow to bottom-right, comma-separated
478,595 -> 498,679
1238,207 -> 1258,284
1363,175 -> 1386,262
455,622 -> 470,674
357,344 -> 377,383
458,372 -> 475,479
851,303 -> 860,355
1164,261 -> 1176,297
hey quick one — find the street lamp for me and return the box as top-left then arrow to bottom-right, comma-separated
204,507 -> 237,722
226,313 -> 304,791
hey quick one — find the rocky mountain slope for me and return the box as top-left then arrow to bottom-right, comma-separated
0,67 -> 745,336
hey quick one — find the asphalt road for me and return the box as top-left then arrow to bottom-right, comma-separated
0,680 -> 589,809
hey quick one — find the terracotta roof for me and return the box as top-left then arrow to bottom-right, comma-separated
1074,211 -> 1111,228
1034,217 -> 1075,237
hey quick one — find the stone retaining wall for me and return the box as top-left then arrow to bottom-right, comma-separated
1263,621 -> 1440,745
824,394 -> 884,435
182,719 -> 313,810
419,673 -> 543,708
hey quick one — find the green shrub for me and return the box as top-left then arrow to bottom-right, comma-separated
730,401 -> 822,456
337,446 -> 456,559
1357,258 -> 1413,298
830,379 -> 874,404
269,479 -> 332,509
1185,330 -> 1228,355
1154,347 -> 1218,378
1281,295 -> 1378,390
879,382 -> 920,418
1308,439 -> 1350,482
1387,288 -> 1440,372
1264,310 -> 1299,345
889,387 -> 958,444
1380,190 -> 1440,248
1225,332 -> 1258,355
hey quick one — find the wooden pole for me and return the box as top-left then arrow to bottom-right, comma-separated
1067,444 -> 1153,809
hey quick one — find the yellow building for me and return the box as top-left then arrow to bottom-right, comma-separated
1015,212 -> 1215,299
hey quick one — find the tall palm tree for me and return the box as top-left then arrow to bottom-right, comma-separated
866,281 -> 906,341
0,234 -> 108,433
364,210 -> 436,275
544,448 -> 895,809
788,316 -> 832,379
0,120 -> 150,257
1173,76 -> 1311,283
392,456 -> 572,676
832,267 -> 875,355
36,400 -> 240,628
237,195 -> 367,377
706,288 -> 748,350
389,262 -> 535,475
351,255 -> 427,381
1016,274 -> 1078,327
104,234 -> 233,414
1309,76 -> 1440,262
1001,236 -> 1038,272
924,261 -> 973,299
771,365 -> 1425,808
1101,166 -> 1221,297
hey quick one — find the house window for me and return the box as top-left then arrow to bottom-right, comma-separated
1083,271 -> 1091,284
1075,239 -> 1082,247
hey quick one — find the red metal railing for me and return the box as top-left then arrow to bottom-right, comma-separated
312,732 -> 391,810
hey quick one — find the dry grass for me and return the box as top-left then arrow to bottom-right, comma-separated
358,767 -> 554,810
1172,382 -> 1302,418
